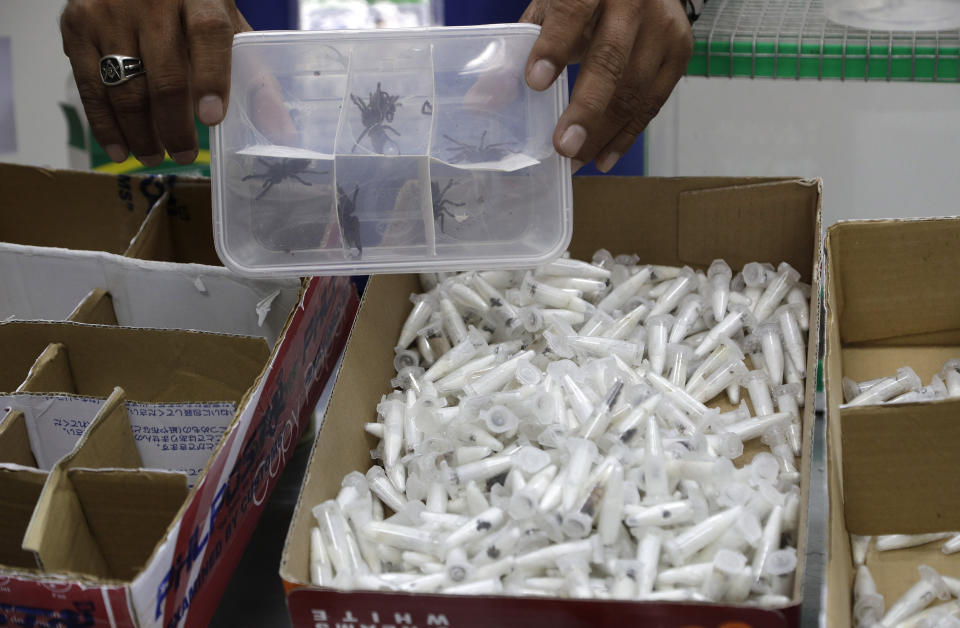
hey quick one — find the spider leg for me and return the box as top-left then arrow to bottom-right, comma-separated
255,180 -> 275,200
383,125 -> 401,137
442,134 -> 470,148
289,174 -> 312,186
354,124 -> 372,148
441,179 -> 456,196
241,173 -> 266,182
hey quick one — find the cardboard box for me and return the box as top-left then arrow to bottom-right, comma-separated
280,177 -> 823,628
0,164 -> 360,628
824,218 -> 960,628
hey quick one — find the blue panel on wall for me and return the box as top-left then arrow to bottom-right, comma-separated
237,0 -> 299,30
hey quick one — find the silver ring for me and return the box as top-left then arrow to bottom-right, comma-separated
100,55 -> 145,86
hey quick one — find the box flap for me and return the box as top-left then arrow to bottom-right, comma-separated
0,465 -> 46,569
124,183 -> 221,267
0,163 -> 153,254
0,321 -> 269,402
18,343 -> 77,394
828,219 -> 960,344
61,387 -> 142,471
0,410 -> 39,467
67,289 -> 119,326
568,176 -> 816,278
678,181 -> 819,283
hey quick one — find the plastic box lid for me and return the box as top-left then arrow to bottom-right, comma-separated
211,25 -> 572,277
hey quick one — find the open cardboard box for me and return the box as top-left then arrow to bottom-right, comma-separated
0,163 -> 360,628
824,218 -> 960,628
280,176 -> 823,628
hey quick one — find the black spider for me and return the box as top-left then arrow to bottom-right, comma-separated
350,82 -> 402,154
336,185 -> 362,255
442,130 -> 516,164
431,179 -> 466,234
241,158 -> 328,200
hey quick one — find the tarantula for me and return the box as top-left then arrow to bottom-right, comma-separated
337,185 -> 362,255
442,131 -> 516,164
241,158 -> 328,200
432,179 -> 466,234
351,82 -> 402,154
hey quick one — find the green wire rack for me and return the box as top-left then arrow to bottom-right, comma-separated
689,0 -> 960,80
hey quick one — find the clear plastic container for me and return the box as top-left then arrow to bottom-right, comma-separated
825,0 -> 960,31
211,25 -> 572,277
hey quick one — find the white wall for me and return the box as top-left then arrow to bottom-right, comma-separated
0,0 -> 72,168
647,77 -> 960,226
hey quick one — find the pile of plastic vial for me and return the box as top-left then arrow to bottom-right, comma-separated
852,535 -> 960,627
309,252 -> 812,605
842,360 -> 960,407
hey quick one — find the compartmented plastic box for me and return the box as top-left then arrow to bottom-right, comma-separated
211,25 -> 572,277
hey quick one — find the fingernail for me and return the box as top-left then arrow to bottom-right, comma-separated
198,94 -> 224,126
105,144 -> 128,164
139,153 -> 164,167
171,149 -> 198,165
596,152 -> 621,173
528,59 -> 557,91
558,124 -> 587,158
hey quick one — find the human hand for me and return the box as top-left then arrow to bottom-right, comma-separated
521,0 -> 693,172
60,0 -> 251,166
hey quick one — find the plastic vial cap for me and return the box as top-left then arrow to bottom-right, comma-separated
750,453 -> 781,485
708,259 -> 733,280
919,565 -> 952,600
518,306 -> 545,333
742,263 -> 768,288
896,366 -> 923,392
515,359 -> 543,386
561,512 -> 595,539
777,262 -> 801,283
394,349 -> 420,372
610,264 -> 631,286
592,249 -> 616,268
482,405 -> 519,434
647,313 -> 676,330
763,548 -> 798,576
716,432 -> 744,459
714,549 -> 748,575
515,446 -> 551,474
342,471 -> 369,493
842,377 -> 863,403
771,382 -> 802,400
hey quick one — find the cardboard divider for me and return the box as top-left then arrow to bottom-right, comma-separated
66,289 -> 118,326
825,218 -> 960,628
0,466 -> 47,569
0,410 -> 38,467
124,178 -> 221,266
17,343 -> 76,394
0,321 -> 269,402
0,163 -> 155,254
281,176 -> 822,627
61,388 -> 143,471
